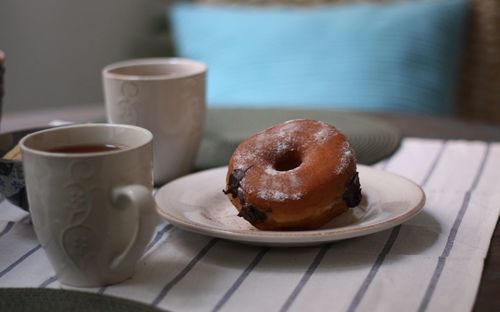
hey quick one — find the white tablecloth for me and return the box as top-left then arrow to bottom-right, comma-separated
1,138 -> 499,312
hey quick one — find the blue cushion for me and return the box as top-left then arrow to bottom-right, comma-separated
169,0 -> 467,114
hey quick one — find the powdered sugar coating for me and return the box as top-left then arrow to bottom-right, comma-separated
233,151 -> 257,169
313,122 -> 338,143
264,165 -> 279,176
276,121 -> 300,138
336,141 -> 354,175
233,119 -> 338,168
232,120 -> 301,170
257,190 -> 302,202
255,171 -> 303,202
275,140 -> 293,156
231,119 -> 354,203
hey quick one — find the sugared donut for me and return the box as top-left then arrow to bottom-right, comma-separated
223,119 -> 362,231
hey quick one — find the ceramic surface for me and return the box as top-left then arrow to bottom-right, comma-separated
103,58 -> 206,185
155,165 -> 425,247
20,124 -> 158,287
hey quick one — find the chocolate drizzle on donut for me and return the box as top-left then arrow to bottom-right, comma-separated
237,190 -> 267,224
223,168 -> 246,198
343,172 -> 362,207
224,168 -> 268,225
238,202 -> 267,224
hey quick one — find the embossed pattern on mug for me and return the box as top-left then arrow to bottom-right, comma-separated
117,81 -> 139,124
161,77 -> 204,138
184,77 -> 204,140
61,160 -> 103,270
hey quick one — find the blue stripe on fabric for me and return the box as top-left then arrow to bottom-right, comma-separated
98,223 -> 175,294
151,238 -> 218,306
0,244 -> 42,279
418,144 -> 491,311
0,221 -> 15,238
212,247 -> 270,312
279,244 -> 331,312
346,226 -> 401,312
39,275 -> 58,288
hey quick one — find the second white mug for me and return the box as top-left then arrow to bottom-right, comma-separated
103,58 -> 207,185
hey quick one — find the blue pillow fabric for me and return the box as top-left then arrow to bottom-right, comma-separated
169,0 -> 467,114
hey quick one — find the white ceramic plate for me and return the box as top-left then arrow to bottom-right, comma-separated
155,165 -> 425,247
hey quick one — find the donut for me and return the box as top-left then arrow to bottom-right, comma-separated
223,119 -> 362,231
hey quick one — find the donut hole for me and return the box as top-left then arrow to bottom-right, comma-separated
273,151 -> 302,171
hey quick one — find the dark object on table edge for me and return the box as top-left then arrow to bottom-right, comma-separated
0,50 -> 4,124
0,127 -> 47,211
0,288 -> 164,312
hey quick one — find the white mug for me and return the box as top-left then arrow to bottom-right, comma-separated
102,58 -> 207,185
20,124 -> 158,287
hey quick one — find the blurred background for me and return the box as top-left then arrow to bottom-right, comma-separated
0,0 -> 170,112
0,0 -> 499,126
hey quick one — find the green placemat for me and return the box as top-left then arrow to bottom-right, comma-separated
196,108 -> 401,169
0,288 -> 163,312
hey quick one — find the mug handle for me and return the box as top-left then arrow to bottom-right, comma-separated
109,184 -> 158,272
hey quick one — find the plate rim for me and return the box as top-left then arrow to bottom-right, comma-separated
155,165 -> 426,245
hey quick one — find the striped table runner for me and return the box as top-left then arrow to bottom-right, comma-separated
1,138 -> 499,312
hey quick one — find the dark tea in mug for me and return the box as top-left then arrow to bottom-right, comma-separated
46,143 -> 127,153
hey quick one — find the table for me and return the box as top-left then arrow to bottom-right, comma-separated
1,106 -> 499,311
369,113 -> 500,312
